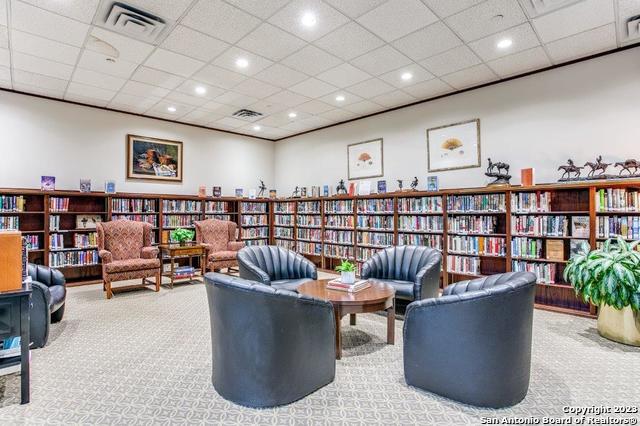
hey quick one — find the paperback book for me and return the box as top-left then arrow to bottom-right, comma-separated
235,188 -> 243,197
79,179 -> 91,193
41,176 -> 55,191
323,185 -> 329,197
427,176 -> 439,191
377,180 -> 386,194
212,186 -> 222,197
105,180 -> 116,194
326,278 -> 370,293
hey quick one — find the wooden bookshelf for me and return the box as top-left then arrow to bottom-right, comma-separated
239,199 -> 270,246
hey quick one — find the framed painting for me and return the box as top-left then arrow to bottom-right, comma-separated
348,138 -> 384,180
427,119 -> 481,172
127,134 -> 183,182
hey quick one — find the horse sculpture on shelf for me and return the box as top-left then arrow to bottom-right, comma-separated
486,158 -> 509,176
485,158 -> 511,186
558,159 -> 583,180
584,155 -> 611,178
615,159 -> 640,176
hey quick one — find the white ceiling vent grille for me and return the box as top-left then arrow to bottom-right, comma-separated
98,2 -> 167,43
232,109 -> 263,120
518,0 -> 584,18
625,15 -> 640,41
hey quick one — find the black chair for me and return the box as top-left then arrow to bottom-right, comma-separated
27,264 -> 67,348
204,273 -> 335,408
403,272 -> 537,408
360,246 -> 442,301
237,245 -> 317,291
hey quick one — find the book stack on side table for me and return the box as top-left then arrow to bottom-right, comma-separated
326,278 -> 371,293
173,266 -> 195,280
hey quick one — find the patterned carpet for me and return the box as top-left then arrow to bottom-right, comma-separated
0,275 -> 639,425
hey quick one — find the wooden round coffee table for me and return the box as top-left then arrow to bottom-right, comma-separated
297,279 -> 395,359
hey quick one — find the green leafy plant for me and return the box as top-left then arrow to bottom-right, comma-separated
564,237 -> 640,311
170,228 -> 195,244
335,259 -> 356,273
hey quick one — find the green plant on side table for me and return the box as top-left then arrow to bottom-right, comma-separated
170,228 -> 195,246
335,259 -> 356,284
564,237 -> 640,346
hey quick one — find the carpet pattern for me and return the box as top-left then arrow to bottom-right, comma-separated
0,278 -> 639,425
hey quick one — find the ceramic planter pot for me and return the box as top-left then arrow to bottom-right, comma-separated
341,271 -> 356,284
597,304 -> 640,346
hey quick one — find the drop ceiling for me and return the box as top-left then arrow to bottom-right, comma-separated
0,0 -> 636,141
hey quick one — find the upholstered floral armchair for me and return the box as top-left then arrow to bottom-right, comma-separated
96,220 -> 161,299
195,219 -> 245,272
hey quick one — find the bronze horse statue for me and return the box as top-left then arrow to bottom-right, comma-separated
615,159 -> 640,175
487,158 -> 509,175
584,155 -> 611,177
558,159 -> 583,180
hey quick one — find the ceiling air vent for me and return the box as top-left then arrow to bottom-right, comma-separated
97,2 -> 167,43
518,0 -> 584,18
626,15 -> 640,41
232,109 -> 263,120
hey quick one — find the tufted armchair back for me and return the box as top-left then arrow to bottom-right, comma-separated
237,245 -> 317,285
96,221 -> 152,261
361,246 -> 441,283
195,219 -> 238,252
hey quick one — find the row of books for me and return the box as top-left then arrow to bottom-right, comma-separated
50,197 -> 70,212
172,266 -> 195,279
112,198 -> 156,213
357,198 -> 394,213
511,237 -> 544,259
325,215 -> 354,228
447,194 -> 505,212
112,214 -> 157,226
511,215 -> 570,237
597,216 -> 640,240
595,188 -> 640,212
297,241 -> 322,255
241,215 -> 269,226
245,239 -> 268,246
511,192 -> 551,212
298,228 -> 322,241
49,234 -> 64,249
297,201 -> 321,213
162,215 -> 199,228
512,260 -> 557,284
206,201 -> 232,213
397,196 -> 442,213
357,215 -> 393,230
324,244 -> 354,259
162,200 -> 201,213
448,216 -> 498,234
357,231 -> 394,247
297,216 -> 321,227
24,234 -> 39,249
0,216 -> 18,230
398,216 -> 443,232
447,236 -> 506,256
356,246 -> 383,262
205,214 -> 232,221
74,233 -> 97,248
325,200 -> 353,213
324,230 -> 354,244
49,215 -> 60,231
398,233 -> 442,250
241,202 -> 267,213
275,239 -> 295,250
447,255 -> 480,274
274,215 -> 293,226
0,195 -> 26,212
49,250 -> 99,267
273,202 -> 296,213
242,228 -> 269,239
274,227 -> 293,238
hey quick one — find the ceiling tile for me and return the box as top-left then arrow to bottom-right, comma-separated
164,90 -> 209,107
0,0 -> 5,26
0,46 -> 7,67
545,24 -> 617,63
161,25 -> 230,63
254,63 -> 308,88
12,51 -> 74,80
350,45 -> 412,76
316,63 -> 370,88
281,45 -> 342,75
0,64 -> 10,82
64,93 -> 108,107
175,80 -> 225,100
379,64 -> 434,88
468,22 -> 540,62
314,22 -> 384,61
419,45 -> 482,76
66,81 -> 115,101
13,69 -> 68,92
215,116 -> 248,128
487,46 -> 551,77
232,78 -> 282,99
392,22 -> 462,61
346,77 -> 395,98
181,108 -> 223,125
532,0 -> 615,43
144,49 -> 205,78
441,63 -> 498,89
10,29 -> 80,65
371,90 -> 416,107
268,0 -> 350,42
420,0 -> 485,18
357,0 -> 439,42
131,66 -> 184,90
120,81 -> 170,98
212,47 -> 274,76
255,113 -> 296,128
343,99 -> 382,114
402,78 -> 453,98
20,0 -> 99,23
109,92 -> 161,109
72,68 -> 126,91
108,103 -> 149,114
237,23 -> 306,62
247,99 -> 290,115
265,90 -> 310,107
323,0 -> 387,18
0,25 -> 7,48
121,0 -> 195,21
226,0 -> 289,19
88,27 -> 154,64
445,0 -> 527,42
289,77 -> 337,98
319,108 -> 356,122
193,65 -> 247,90
213,91 -> 259,108
147,100 -> 195,119
200,101 -> 238,116
318,90 -> 363,107
182,0 -> 261,44
13,82 -> 65,98
77,50 -> 138,79
296,99 -> 335,114
11,1 -> 89,47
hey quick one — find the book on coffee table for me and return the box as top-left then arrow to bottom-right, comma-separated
326,279 -> 371,293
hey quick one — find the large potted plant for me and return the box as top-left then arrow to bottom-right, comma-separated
564,237 -> 640,346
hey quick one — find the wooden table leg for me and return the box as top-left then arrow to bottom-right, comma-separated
386,299 -> 395,345
350,313 -> 356,326
334,307 -> 342,360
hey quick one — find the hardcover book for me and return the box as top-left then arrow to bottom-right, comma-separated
212,186 -> 222,197
235,188 -> 243,197
571,216 -> 590,238
105,180 -> 116,194
248,189 -> 257,199
198,186 -> 206,197
348,182 -> 356,196
301,187 -> 307,197
546,239 -> 565,261
323,185 -> 329,197
79,179 -> 91,193
521,168 -> 535,186
358,181 -> 371,195
377,180 -> 387,194
427,176 -> 439,191
41,176 -> 55,191
269,189 -> 277,199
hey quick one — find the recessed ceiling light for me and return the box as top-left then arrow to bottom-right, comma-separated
253,125 -> 261,131
167,106 -> 176,113
301,12 -> 317,27
235,58 -> 249,68
497,38 -> 513,49
335,95 -> 345,102
288,112 -> 297,118
401,72 -> 413,81
195,86 -> 207,95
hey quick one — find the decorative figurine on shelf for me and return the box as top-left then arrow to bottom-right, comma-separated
558,159 -> 583,181
336,179 -> 347,195
584,155 -> 611,178
485,158 -> 512,186
292,186 -> 300,198
410,177 -> 418,191
397,180 -> 403,191
258,180 -> 267,197
615,159 -> 640,177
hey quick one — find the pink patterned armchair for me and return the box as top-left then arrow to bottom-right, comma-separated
195,219 -> 245,272
96,221 -> 161,299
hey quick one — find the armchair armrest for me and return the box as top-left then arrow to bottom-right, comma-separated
27,264 -> 66,287
141,246 -> 159,259
238,260 -> 271,285
227,241 -> 245,251
201,243 -> 213,253
30,281 -> 51,348
360,257 -> 375,279
98,249 -> 113,264
414,252 -> 442,300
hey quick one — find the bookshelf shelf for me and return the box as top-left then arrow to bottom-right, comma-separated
512,256 -> 568,264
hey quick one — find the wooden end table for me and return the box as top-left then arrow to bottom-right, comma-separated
158,243 -> 206,289
297,279 -> 395,360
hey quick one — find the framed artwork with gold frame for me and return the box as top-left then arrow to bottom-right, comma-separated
127,134 -> 183,182
427,119 -> 481,172
347,138 -> 384,180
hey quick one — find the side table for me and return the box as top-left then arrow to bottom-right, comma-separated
158,244 -> 206,289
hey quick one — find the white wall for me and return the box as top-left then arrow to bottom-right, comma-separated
0,91 -> 274,196
274,47 -> 640,194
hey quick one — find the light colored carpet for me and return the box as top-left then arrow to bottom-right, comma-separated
0,275 -> 639,425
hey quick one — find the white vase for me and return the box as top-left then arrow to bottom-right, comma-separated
341,271 -> 355,284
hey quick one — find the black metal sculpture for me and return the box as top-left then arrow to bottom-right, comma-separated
258,180 -> 267,197
584,156 -> 611,178
615,159 -> 640,176
336,180 -> 347,195
397,180 -> 403,191
410,177 -> 418,191
485,158 -> 511,186
292,186 -> 300,197
558,159 -> 583,181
